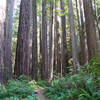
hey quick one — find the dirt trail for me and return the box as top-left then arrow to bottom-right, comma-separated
35,88 -> 48,100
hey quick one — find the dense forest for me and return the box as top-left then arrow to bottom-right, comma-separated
0,0 -> 100,100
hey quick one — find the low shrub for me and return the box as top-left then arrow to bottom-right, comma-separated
0,75 -> 40,100
44,72 -> 100,100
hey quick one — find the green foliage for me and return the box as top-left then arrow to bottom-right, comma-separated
44,71 -> 100,100
0,76 -> 40,100
97,0 -> 100,16
37,80 -> 50,87
48,0 -> 54,4
87,57 -> 100,84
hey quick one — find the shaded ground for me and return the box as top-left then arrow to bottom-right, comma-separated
35,88 -> 48,100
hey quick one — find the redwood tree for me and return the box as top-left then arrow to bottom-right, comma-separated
0,0 -> 14,83
83,0 -> 97,60
55,0 -> 62,76
5,0 -> 14,79
60,0 -> 69,74
41,0 -> 48,80
79,0 -> 88,65
14,0 -> 31,76
31,0 -> 38,81
68,0 -> 79,73
48,1 -> 54,81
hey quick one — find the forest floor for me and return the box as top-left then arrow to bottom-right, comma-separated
35,88 -> 48,100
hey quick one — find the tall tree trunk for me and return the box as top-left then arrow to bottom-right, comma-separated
83,0 -> 97,60
60,0 -> 69,74
31,0 -> 38,81
39,5 -> 42,79
68,0 -> 79,73
75,0 -> 81,41
93,0 -> 100,39
0,0 -> 14,83
0,0 -> 7,84
55,0 -> 62,76
76,0 -> 88,65
79,0 -> 88,65
49,1 -> 54,81
29,0 -> 33,76
75,0 -> 81,64
5,0 -> 14,79
41,0 -> 48,80
14,0 -> 31,76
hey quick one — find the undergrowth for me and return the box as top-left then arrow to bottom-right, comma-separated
0,57 -> 100,100
44,57 -> 100,100
0,75 -> 40,100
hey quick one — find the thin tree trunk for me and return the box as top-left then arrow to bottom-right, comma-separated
68,0 -> 79,73
29,0 -> 33,76
5,0 -> 14,79
93,0 -> 100,39
39,6 -> 42,79
79,0 -> 88,65
60,0 -> 69,74
32,0 -> 38,81
0,0 -> 7,83
55,0 -> 62,76
49,1 -> 54,81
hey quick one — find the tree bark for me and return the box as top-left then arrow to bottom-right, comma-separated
0,0 -> 14,83
31,0 -> 38,81
41,0 -> 48,80
0,0 -> 7,83
68,0 -> 79,73
39,5 -> 42,80
14,0 -> 31,76
28,0 -> 33,77
48,1 -> 54,81
93,0 -> 100,39
55,0 -> 62,76
83,0 -> 97,60
60,0 -> 69,74
5,0 -> 14,79
79,0 -> 88,65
